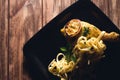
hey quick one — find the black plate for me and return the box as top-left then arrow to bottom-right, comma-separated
23,0 -> 120,80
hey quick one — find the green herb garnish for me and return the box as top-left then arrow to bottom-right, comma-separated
60,43 -> 76,62
60,47 -> 67,52
71,55 -> 77,62
83,27 -> 89,36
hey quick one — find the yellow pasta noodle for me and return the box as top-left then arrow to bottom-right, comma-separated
48,19 -> 119,80
72,31 -> 106,63
48,53 -> 76,80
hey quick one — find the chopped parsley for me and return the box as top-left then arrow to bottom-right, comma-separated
82,27 -> 89,36
60,47 -> 67,52
60,43 -> 76,62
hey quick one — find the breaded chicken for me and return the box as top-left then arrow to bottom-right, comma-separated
61,19 -> 119,41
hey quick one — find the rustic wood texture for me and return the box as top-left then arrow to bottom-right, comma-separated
0,0 -> 8,80
92,0 -> 120,29
0,0 -> 120,80
9,0 -> 76,80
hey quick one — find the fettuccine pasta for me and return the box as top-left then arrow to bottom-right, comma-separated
48,53 -> 76,80
48,19 -> 119,80
73,31 -> 106,63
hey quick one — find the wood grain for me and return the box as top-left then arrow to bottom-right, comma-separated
9,0 -> 43,80
42,0 -> 76,25
9,0 -> 76,80
0,0 -> 8,80
92,0 -> 120,29
0,0 -> 120,80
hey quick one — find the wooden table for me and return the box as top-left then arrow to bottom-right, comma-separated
0,0 -> 120,80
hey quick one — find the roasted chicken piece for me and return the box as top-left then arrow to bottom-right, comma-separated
61,19 -> 119,41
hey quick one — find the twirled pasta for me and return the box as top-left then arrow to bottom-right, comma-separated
48,31 -> 106,80
48,19 -> 119,80
72,31 -> 106,63
48,53 -> 76,80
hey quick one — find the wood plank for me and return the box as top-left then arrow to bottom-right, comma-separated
9,0 -> 76,80
92,0 -> 120,29
0,0 -> 8,80
42,0 -> 76,25
6,0 -> 120,80
9,0 -> 43,80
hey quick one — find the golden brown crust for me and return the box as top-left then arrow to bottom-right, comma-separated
80,21 -> 101,38
61,19 -> 120,41
103,32 -> 120,41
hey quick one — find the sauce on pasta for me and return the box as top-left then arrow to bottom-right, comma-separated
48,19 -> 119,80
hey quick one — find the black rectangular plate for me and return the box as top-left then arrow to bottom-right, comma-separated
23,0 -> 120,80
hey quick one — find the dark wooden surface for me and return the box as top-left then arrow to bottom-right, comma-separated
0,0 -> 120,80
